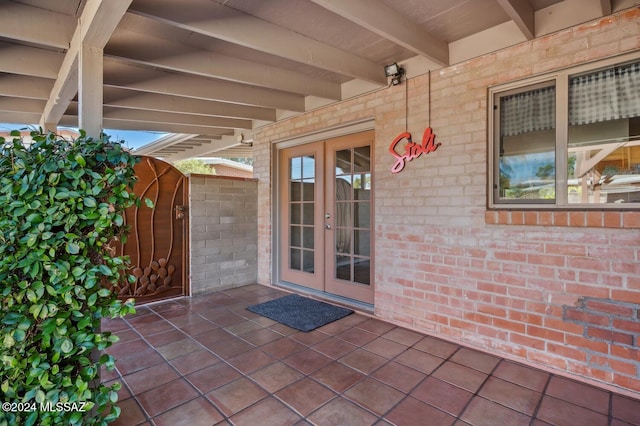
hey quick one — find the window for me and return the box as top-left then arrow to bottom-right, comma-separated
490,55 -> 640,208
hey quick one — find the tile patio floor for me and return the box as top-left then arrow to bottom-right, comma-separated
101,284 -> 640,426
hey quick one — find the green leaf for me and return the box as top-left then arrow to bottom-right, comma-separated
74,154 -> 86,167
83,197 -> 97,208
98,264 -> 112,276
60,338 -> 73,354
66,241 -> 80,254
13,329 -> 26,342
144,197 -> 155,208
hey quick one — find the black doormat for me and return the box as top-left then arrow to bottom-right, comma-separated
247,294 -> 354,332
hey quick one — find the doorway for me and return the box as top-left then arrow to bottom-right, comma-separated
279,131 -> 374,304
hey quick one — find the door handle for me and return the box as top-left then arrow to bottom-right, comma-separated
175,205 -> 185,220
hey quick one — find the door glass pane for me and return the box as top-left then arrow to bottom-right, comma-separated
335,255 -> 351,281
353,258 -> 370,285
290,181 -> 301,201
354,230 -> 370,256
335,149 -> 351,175
303,250 -> 315,273
290,225 -> 301,247
354,146 -> 370,172
333,146 -> 371,286
288,155 -> 315,275
302,179 -> 314,201
302,155 -> 315,179
290,157 -> 301,180
290,203 -> 301,224
302,203 -> 314,225
302,226 -> 314,249
354,202 -> 370,228
290,248 -> 301,270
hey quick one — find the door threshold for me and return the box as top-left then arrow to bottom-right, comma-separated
276,281 -> 374,314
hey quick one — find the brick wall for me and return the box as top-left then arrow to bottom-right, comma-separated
254,8 -> 640,394
188,174 -> 257,295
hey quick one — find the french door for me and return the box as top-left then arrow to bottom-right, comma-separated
279,131 -> 374,304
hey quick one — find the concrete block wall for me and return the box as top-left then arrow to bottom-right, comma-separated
254,7 -> 640,396
188,174 -> 258,295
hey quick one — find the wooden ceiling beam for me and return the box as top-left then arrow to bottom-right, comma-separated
495,0 -> 535,40
310,0 -> 448,66
0,2 -> 75,50
102,107 -> 253,130
129,0 -> 386,85
103,88 -> 276,122
107,24 -> 342,100
0,75 -> 54,100
103,60 -> 305,112
599,0 -> 612,15
40,0 -> 133,129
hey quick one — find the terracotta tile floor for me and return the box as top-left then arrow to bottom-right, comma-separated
101,284 -> 640,426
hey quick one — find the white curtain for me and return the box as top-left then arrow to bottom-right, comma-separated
500,86 -> 556,137
569,61 -> 640,125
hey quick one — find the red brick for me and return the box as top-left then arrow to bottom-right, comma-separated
511,333 -> 546,350
494,251 -> 526,262
498,210 -> 509,224
485,211 -> 498,224
545,243 -> 586,257
566,257 -> 610,272
547,343 -> 587,362
565,283 -> 610,299
539,211 -> 553,226
622,211 -> 640,228
528,325 -> 565,342
563,308 -> 609,327
590,355 -> 637,376
567,363 -> 614,383
569,211 -> 586,227
508,310 -> 543,326
449,317 -> 477,332
478,304 -> 507,317
612,319 -> 640,334
611,345 -> 640,360
585,300 -> 634,317
565,335 -> 609,354
477,325 -> 508,340
524,211 -> 538,225
553,211 -> 569,226
587,327 -> 634,345
510,211 -> 524,225
527,253 -> 565,267
612,375 -> 640,393
528,351 -> 568,370
493,318 -> 526,334
586,211 -> 603,228
603,211 -> 621,228
611,290 -> 640,304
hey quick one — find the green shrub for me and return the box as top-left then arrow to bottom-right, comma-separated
0,130 -> 139,425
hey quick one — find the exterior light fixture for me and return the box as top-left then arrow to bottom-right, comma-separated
238,133 -> 253,146
384,62 -> 405,85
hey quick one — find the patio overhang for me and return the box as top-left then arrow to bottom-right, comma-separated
0,0 -> 626,160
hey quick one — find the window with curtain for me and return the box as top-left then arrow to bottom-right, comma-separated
491,56 -> 640,207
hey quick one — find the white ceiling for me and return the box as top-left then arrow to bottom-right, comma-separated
0,0 -> 636,160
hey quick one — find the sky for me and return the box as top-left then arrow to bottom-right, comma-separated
0,123 -> 165,150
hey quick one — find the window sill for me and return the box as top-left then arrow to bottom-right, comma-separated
485,210 -> 640,228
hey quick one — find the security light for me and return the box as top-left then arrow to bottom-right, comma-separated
384,62 -> 405,85
384,63 -> 400,77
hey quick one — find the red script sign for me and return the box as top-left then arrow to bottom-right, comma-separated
389,127 -> 441,173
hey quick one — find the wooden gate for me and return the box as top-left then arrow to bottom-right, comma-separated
114,156 -> 188,304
